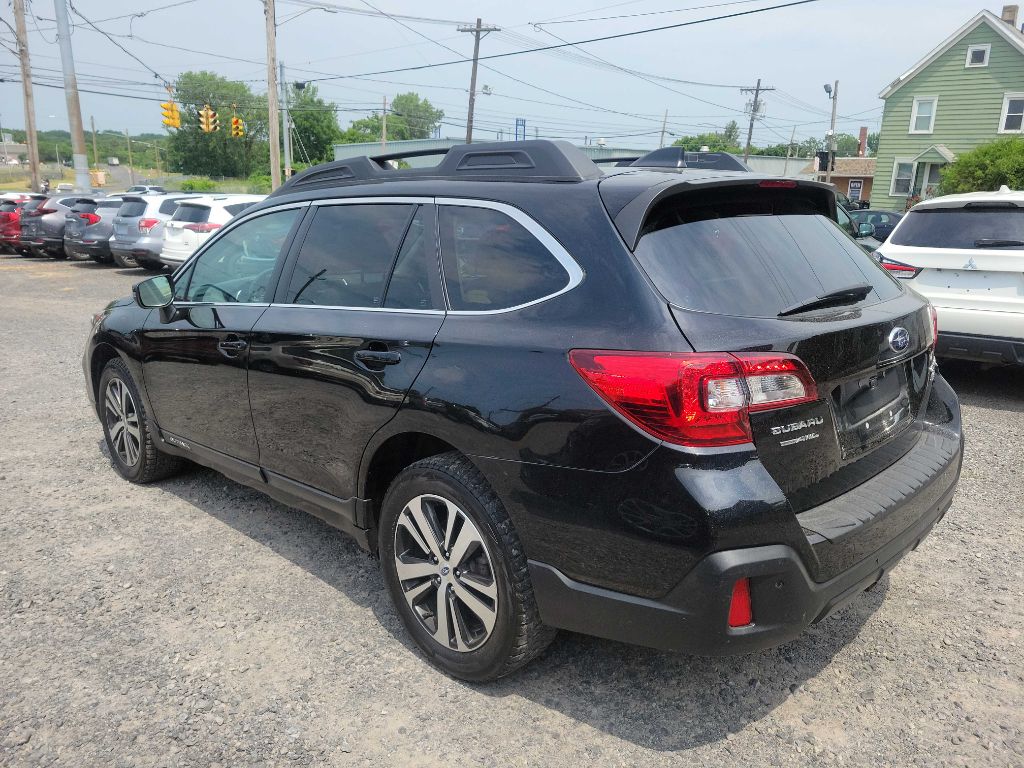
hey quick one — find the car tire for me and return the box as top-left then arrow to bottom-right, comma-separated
111,250 -> 138,268
136,259 -> 165,273
98,358 -> 185,484
379,452 -> 556,681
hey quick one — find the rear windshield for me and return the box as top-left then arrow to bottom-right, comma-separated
97,199 -> 123,210
890,206 -> 1024,249
118,200 -> 148,217
634,188 -> 902,318
172,204 -> 210,223
0,202 -> 18,212
71,201 -> 98,213
224,202 -> 255,216
159,198 -> 187,215
21,199 -> 45,213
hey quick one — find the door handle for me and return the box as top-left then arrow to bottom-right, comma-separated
355,349 -> 401,366
217,338 -> 248,354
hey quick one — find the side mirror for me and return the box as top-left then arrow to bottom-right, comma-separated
134,274 -> 173,308
856,222 -> 876,238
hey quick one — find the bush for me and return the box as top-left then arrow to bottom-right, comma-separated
179,177 -> 217,192
246,173 -> 272,194
939,138 -> 1024,194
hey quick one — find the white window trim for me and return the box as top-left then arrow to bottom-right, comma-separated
998,92 -> 1024,134
889,158 -> 916,197
909,96 -> 938,135
965,43 -> 991,68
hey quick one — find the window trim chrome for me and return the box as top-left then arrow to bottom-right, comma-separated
435,197 -> 585,315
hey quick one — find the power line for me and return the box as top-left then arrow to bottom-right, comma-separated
535,0 -> 770,25
67,0 -> 170,87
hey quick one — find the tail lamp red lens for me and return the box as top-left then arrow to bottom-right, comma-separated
927,304 -> 938,349
183,222 -> 221,233
758,179 -> 798,188
78,212 -> 101,225
877,256 -> 920,279
728,578 -> 753,628
569,350 -> 818,448
138,217 -> 160,234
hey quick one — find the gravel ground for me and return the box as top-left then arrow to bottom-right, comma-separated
1,253 -> 1022,768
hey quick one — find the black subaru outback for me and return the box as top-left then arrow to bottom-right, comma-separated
84,141 -> 963,681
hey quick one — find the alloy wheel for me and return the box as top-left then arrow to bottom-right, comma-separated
104,378 -> 142,467
393,494 -> 499,652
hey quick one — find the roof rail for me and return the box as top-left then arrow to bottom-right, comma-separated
270,139 -> 602,196
591,156 -> 642,166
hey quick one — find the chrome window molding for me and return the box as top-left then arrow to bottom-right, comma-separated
267,303 -> 444,315
435,197 -> 585,315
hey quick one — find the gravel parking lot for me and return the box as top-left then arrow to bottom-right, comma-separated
1,253 -> 1022,767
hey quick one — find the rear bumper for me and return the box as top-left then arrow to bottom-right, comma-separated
65,239 -> 112,259
937,332 -> 1024,366
530,481 -> 953,654
529,375 -> 963,655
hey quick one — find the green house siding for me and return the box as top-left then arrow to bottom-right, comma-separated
872,22 -> 1024,209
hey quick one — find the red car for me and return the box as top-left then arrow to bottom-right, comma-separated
0,196 -> 29,255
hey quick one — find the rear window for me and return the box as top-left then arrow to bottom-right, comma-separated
0,202 -> 18,212
21,199 -> 44,213
634,188 -> 902,318
118,200 -> 148,217
890,206 -> 1024,249
97,199 -> 123,209
172,204 -> 210,223
71,201 -> 98,213
224,202 -> 256,217
159,198 -> 187,215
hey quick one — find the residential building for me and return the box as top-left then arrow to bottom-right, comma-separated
872,5 -> 1024,209
799,157 -> 876,203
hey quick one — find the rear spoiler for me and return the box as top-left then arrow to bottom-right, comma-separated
609,177 -> 837,251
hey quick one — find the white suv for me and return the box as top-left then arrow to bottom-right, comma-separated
160,194 -> 265,267
875,186 -> 1024,366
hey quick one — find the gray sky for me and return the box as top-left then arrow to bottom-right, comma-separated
0,0 -> 988,150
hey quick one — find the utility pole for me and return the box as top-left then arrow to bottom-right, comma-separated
90,116 -> 99,169
0,115 -> 8,164
12,0 -> 41,192
124,128 -> 135,186
280,61 -> 292,178
381,96 -> 387,150
658,109 -> 668,149
264,0 -> 281,189
53,0 -> 90,192
740,78 -> 775,164
782,125 -> 797,176
458,18 -> 500,144
825,80 -> 839,184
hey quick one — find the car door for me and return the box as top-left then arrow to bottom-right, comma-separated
140,206 -> 305,464
247,199 -> 445,500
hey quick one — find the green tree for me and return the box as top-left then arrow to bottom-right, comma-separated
338,92 -> 444,145
834,133 -> 860,157
287,83 -> 341,164
939,137 -> 1024,194
166,71 -> 267,177
722,120 -> 740,146
671,121 -> 743,153
867,132 -> 879,156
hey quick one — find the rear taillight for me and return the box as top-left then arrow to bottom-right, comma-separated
877,255 -> 920,279
728,578 -> 753,628
758,179 -> 797,188
183,222 -> 221,233
138,217 -> 160,234
927,304 -> 938,349
79,212 -> 101,225
569,350 -> 819,448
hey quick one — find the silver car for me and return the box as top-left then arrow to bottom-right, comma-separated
63,197 -> 124,263
20,195 -> 79,258
110,194 -> 199,269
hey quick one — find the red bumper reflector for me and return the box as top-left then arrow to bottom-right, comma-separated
728,578 -> 753,628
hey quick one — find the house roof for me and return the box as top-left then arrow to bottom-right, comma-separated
911,144 -> 957,164
879,10 -> 1024,98
798,157 -> 876,177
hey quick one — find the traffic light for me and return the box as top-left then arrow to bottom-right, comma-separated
198,104 -> 219,133
161,100 -> 181,129
230,115 -> 245,138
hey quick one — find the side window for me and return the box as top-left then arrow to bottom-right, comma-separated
183,208 -> 299,303
438,205 -> 570,311
282,204 -> 414,307
384,207 -> 442,310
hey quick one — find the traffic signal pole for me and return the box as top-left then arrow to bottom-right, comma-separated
12,0 -> 41,192
52,0 -> 90,192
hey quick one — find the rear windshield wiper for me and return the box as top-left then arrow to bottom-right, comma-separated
778,283 -> 873,317
974,238 -> 1024,248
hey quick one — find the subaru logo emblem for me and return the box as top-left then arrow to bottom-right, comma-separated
888,327 -> 911,353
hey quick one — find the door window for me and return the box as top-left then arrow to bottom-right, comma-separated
282,203 -> 414,307
182,208 -> 299,303
383,207 -> 443,310
438,205 -> 570,311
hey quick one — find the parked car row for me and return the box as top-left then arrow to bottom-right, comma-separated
0,191 -> 264,269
